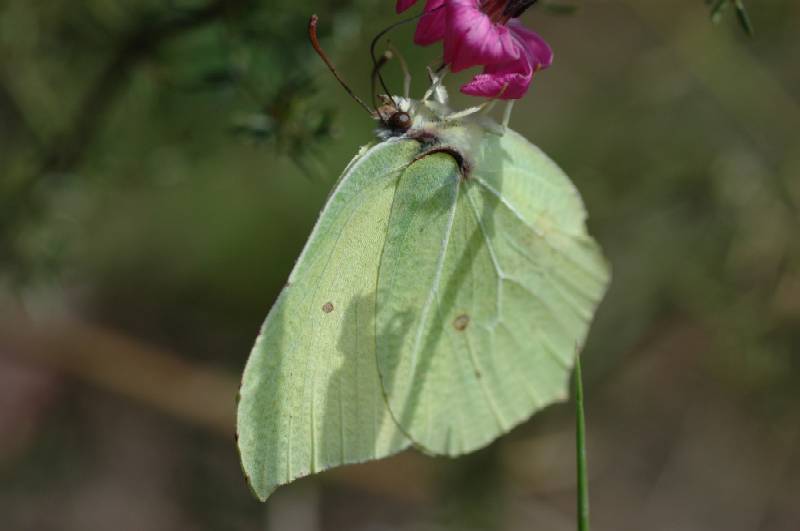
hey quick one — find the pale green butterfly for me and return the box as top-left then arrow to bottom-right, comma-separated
237,26 -> 610,501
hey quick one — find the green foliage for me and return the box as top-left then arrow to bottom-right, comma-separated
0,0 -> 365,284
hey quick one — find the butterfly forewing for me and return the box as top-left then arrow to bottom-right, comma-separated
236,140 -> 420,500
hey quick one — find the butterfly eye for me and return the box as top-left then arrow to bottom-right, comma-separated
389,111 -> 412,132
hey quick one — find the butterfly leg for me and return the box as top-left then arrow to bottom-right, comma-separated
423,68 -> 449,104
388,42 -> 412,100
480,99 -> 499,115
445,101 -> 491,121
501,100 -> 515,131
447,97 -> 504,124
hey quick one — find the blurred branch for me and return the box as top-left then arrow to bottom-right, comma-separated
1,304 -> 238,435
0,302 -> 433,502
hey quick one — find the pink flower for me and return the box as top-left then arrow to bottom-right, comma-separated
443,0 -> 522,72
397,0 -> 552,100
461,20 -> 552,99
395,0 -> 447,43
414,0 -> 447,45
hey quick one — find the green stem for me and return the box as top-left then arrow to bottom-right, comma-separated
575,355 -> 590,531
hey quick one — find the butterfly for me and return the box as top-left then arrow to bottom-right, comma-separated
236,21 -> 610,501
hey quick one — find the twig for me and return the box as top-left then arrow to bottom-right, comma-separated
575,355 -> 590,531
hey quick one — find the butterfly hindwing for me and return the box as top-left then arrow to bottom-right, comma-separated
375,131 -> 610,456
236,140 -> 420,500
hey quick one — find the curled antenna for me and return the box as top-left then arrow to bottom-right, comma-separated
371,49 -> 394,113
308,15 -> 373,116
369,7 -> 442,110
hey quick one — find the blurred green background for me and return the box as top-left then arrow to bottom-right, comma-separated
1,0 -> 799,530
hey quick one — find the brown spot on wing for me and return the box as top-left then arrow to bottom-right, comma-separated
453,314 -> 470,331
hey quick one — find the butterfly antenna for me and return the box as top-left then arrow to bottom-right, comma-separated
371,49 -> 394,117
309,15 -> 373,116
369,7 -> 440,108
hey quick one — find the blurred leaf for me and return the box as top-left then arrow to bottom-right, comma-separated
707,0 -> 754,36
733,0 -> 754,36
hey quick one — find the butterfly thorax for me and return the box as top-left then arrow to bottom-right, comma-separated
376,95 -> 503,177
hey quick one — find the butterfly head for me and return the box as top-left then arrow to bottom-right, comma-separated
387,110 -> 412,132
374,95 -> 420,139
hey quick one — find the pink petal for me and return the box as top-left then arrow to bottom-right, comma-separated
396,0 -> 418,13
460,65 -> 532,100
443,0 -> 520,72
460,20 -> 552,100
507,19 -> 553,69
414,0 -> 446,45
